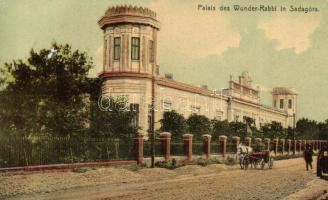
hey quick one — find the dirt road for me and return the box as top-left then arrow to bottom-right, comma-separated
2,158 -> 328,200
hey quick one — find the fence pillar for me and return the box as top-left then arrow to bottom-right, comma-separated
244,137 -> 252,147
160,132 -> 171,161
293,140 -> 297,155
134,134 -> 144,164
280,139 -> 285,155
219,135 -> 228,159
273,139 -> 278,156
183,134 -> 193,161
287,139 -> 291,155
298,140 -> 302,154
303,140 -> 307,151
202,134 -> 211,159
232,136 -> 240,154
264,138 -> 270,151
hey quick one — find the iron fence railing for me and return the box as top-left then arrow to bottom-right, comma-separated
171,142 -> 184,156
192,142 -> 204,156
211,143 -> 219,155
226,142 -> 234,153
0,137 -> 134,168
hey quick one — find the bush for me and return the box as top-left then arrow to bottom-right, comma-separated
72,163 -> 146,173
129,163 -> 147,171
192,157 -> 222,167
155,159 -> 177,169
223,157 -> 237,166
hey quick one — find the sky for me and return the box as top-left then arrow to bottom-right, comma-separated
0,0 -> 328,121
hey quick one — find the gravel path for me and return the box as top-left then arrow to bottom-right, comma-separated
1,158 -> 328,200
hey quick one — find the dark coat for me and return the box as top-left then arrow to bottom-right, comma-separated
304,148 -> 314,162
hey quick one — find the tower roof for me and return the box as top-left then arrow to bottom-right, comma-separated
98,5 -> 160,30
272,87 -> 297,95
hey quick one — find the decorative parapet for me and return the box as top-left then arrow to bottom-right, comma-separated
98,5 -> 160,30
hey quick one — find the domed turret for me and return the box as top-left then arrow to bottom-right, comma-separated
98,5 -> 160,78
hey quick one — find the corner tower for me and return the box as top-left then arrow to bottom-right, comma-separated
98,5 -> 160,77
272,87 -> 297,128
98,5 -> 160,136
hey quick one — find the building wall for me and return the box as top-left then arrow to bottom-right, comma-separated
155,85 -> 228,129
102,76 -> 292,136
102,77 -> 152,136
98,6 -> 296,137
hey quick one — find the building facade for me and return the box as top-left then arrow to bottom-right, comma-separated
98,5 -> 297,136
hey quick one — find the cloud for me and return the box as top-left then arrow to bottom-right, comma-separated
258,16 -> 320,54
149,0 -> 241,59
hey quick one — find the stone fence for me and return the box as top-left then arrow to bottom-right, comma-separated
134,133 -> 328,163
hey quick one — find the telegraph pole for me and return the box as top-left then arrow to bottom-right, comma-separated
293,113 -> 296,154
150,65 -> 156,168
293,113 -> 296,140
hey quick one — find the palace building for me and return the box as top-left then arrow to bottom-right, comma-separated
98,5 -> 297,136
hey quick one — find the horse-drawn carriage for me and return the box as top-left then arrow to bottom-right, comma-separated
317,146 -> 328,178
239,144 -> 274,170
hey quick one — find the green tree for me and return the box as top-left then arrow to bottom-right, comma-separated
296,118 -> 320,139
285,127 -> 295,139
211,119 -> 230,140
318,120 -> 328,140
0,43 -> 93,137
89,96 -> 138,141
260,121 -> 285,139
243,116 -> 259,137
159,110 -> 187,141
228,121 -> 247,139
186,114 -> 211,140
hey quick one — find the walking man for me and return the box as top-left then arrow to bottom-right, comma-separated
304,144 -> 314,170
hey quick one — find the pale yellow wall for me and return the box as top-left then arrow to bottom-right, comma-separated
154,85 -> 228,130
102,78 -> 152,136
102,76 -> 293,136
230,101 -> 287,128
104,25 -> 156,75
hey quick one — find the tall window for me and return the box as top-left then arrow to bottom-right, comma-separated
130,104 -> 139,128
191,106 -> 200,114
131,37 -> 140,60
162,101 -> 172,112
288,99 -> 292,109
114,37 -> 121,60
280,99 -> 284,109
148,40 -> 154,63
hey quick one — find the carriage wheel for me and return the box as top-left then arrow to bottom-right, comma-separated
254,159 -> 260,169
268,158 -> 274,169
260,159 -> 265,170
240,156 -> 244,169
243,157 -> 249,170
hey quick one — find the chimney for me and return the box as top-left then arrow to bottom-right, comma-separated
165,73 -> 173,80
